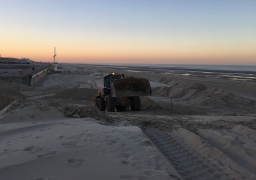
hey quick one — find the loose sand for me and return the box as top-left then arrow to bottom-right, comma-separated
0,63 -> 255,180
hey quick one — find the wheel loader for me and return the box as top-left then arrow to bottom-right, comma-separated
94,73 -> 152,112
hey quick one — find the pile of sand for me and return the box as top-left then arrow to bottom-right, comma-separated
152,86 -> 172,97
140,96 -> 162,110
197,95 -> 225,106
53,88 -> 98,101
152,82 -> 255,110
213,89 -> 255,105
0,82 -> 26,110
64,105 -> 113,122
152,83 -> 206,98
113,77 -> 151,92
158,77 -> 172,84
189,83 -> 207,91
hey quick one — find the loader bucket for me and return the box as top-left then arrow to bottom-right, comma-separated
111,77 -> 152,97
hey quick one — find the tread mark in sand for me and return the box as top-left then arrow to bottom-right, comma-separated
144,128 -> 248,180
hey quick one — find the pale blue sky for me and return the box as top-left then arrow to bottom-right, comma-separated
0,0 -> 255,64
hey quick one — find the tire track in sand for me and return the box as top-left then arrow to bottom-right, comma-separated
144,128 -> 256,180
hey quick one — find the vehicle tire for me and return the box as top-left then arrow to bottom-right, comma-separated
121,106 -> 127,111
116,105 -> 126,111
95,98 -> 100,110
107,95 -> 115,112
99,97 -> 105,111
116,105 -> 122,112
131,96 -> 141,111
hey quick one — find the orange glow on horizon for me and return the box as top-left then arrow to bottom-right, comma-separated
1,50 -> 255,65
1,37 -> 255,65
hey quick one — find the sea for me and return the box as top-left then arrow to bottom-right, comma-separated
93,63 -> 256,82
111,64 -> 256,72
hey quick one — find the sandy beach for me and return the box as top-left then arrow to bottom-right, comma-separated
0,63 -> 256,180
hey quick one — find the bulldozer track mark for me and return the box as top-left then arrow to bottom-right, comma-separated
144,128 -> 255,180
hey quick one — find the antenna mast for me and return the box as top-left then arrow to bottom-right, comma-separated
53,47 -> 56,63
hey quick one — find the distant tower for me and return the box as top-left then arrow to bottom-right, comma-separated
52,47 -> 58,71
53,47 -> 56,63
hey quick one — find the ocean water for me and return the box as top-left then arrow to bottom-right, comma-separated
123,64 -> 256,72
111,63 -> 256,82
100,62 -> 256,72
162,64 -> 256,72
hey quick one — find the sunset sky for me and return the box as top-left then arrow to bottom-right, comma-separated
0,0 -> 255,65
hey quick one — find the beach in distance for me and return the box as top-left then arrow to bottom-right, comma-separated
0,63 -> 256,180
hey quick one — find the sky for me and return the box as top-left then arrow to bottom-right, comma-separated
0,0 -> 255,65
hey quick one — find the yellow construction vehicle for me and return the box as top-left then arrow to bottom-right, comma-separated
94,73 -> 152,112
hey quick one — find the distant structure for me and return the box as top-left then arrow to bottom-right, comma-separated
53,47 -> 56,63
20,58 -> 32,64
52,47 -> 58,71
0,57 -> 32,64
0,53 -> 60,86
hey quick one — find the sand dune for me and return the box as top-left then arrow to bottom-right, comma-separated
0,108 -> 178,180
0,63 -> 255,180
